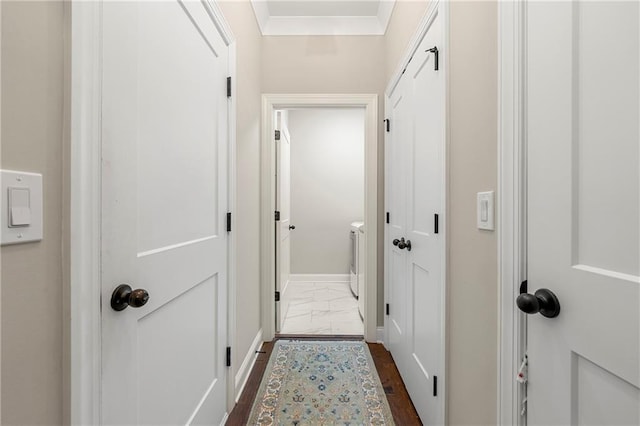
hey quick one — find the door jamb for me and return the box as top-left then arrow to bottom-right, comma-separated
498,1 -> 527,424
260,94 -> 378,342
69,1 -> 237,422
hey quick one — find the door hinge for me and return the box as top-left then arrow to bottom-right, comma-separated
226,346 -> 231,367
226,212 -> 232,232
384,119 -> 390,132
275,130 -> 281,140
275,291 -> 280,302
433,375 -> 438,396
386,212 -> 390,224
426,46 -> 439,71
434,213 -> 439,234
275,211 -> 281,221
226,77 -> 232,98
386,303 -> 389,316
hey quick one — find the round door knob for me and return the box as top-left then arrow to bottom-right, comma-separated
393,238 -> 400,246
111,284 -> 150,311
398,239 -> 412,251
516,288 -> 560,318
289,225 -> 296,230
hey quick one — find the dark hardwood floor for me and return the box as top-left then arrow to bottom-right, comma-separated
226,336 -> 422,425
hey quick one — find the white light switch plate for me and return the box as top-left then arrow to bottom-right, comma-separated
2,170 -> 43,245
477,191 -> 495,231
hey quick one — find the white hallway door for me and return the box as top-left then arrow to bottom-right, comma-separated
525,1 -> 639,424
101,1 -> 230,424
275,111 -> 292,332
385,10 -> 445,425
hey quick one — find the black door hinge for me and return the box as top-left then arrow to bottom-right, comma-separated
386,212 -> 390,224
275,130 -> 281,140
384,119 -> 390,132
226,212 -> 232,232
386,303 -> 389,316
426,46 -> 439,71
275,291 -> 280,302
433,375 -> 438,396
434,213 -> 439,234
226,77 -> 232,98
226,346 -> 231,367
275,211 -> 281,221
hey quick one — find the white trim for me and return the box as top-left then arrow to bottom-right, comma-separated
70,2 -> 103,423
249,0 -> 395,35
376,327 -> 385,345
498,1 -> 527,425
218,413 -> 229,426
383,1 -> 449,424
0,1 -> 3,419
261,94 -> 378,343
70,1 -> 237,422
288,274 -> 350,283
234,329 -> 263,402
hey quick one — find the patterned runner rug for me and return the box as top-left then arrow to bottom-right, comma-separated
248,340 -> 395,425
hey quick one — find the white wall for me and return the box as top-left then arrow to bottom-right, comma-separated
288,108 -> 365,274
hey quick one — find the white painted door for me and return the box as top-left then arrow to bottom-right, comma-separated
275,111 -> 292,332
101,1 -> 229,424
385,11 -> 445,425
526,1 -> 639,424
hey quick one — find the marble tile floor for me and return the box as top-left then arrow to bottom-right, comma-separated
281,281 -> 363,335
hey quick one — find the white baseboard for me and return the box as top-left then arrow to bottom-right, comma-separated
219,413 -> 229,426
376,326 -> 385,344
289,274 -> 350,283
234,329 -> 263,402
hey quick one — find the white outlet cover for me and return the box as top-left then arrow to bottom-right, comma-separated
1,170 -> 43,245
477,191 -> 495,231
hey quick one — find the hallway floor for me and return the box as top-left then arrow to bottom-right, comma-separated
281,281 -> 363,335
226,338 -> 422,425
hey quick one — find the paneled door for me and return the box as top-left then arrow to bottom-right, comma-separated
275,111 -> 292,332
100,1 -> 230,424
524,1 -> 639,423
385,9 -> 445,425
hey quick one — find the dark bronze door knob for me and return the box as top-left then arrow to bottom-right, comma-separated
289,225 -> 296,230
111,284 -> 150,311
516,288 -> 560,318
398,238 -> 412,251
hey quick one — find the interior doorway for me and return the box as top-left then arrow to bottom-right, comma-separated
274,108 -> 366,336
260,94 -> 378,342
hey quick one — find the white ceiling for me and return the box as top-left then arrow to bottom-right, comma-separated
250,0 -> 396,35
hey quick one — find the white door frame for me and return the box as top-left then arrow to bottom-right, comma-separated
260,94 -> 378,342
68,2 -> 237,423
498,0 -> 527,424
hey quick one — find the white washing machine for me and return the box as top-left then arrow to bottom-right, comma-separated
349,221 -> 364,298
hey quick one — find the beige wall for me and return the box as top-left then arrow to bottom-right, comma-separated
1,1 -> 67,424
218,1 -> 264,371
447,2 -> 498,424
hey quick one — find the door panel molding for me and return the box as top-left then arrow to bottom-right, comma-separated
498,1 -> 527,425
69,1 -> 236,422
260,94 -> 378,342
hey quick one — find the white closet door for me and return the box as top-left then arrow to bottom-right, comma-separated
385,10 -> 446,425
101,1 -> 229,424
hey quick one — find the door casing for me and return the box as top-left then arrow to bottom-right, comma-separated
68,1 -> 237,423
260,94 -> 378,342
498,1 -> 527,424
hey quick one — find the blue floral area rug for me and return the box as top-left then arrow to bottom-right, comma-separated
247,340 -> 395,425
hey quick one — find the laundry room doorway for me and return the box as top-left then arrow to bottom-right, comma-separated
260,94 -> 379,342
274,108 -> 366,336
